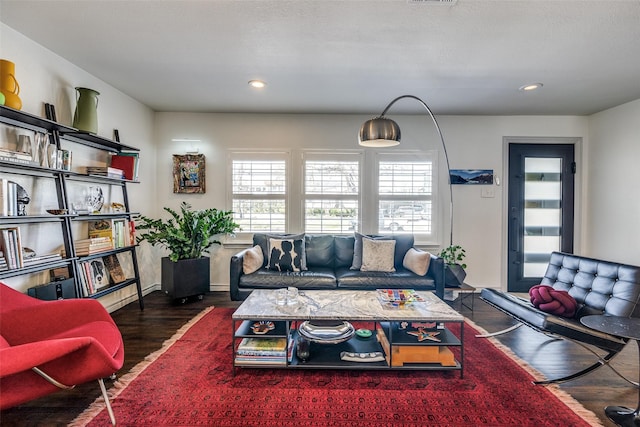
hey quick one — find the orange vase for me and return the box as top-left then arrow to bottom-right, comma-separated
0,59 -> 22,110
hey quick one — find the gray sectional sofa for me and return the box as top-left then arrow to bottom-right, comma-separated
229,233 -> 445,301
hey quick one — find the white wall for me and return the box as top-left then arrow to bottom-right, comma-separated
585,99 -> 640,265
6,21 -> 637,299
155,112 -> 589,290
1,24 -> 158,311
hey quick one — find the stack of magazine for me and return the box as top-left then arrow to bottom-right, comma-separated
235,337 -> 291,366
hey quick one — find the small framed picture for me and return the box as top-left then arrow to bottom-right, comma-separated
173,154 -> 205,194
450,169 -> 494,185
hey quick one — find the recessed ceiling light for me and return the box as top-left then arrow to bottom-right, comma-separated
248,80 -> 266,89
519,83 -> 543,91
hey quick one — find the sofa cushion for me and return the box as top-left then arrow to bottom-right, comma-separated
351,232 -> 390,270
240,268 -> 337,289
243,245 -> 264,274
305,235 -> 334,268
267,238 -> 306,272
403,248 -> 431,276
529,284 -> 577,318
253,233 -> 306,268
351,232 -> 414,271
335,267 -> 436,290
360,238 -> 396,272
334,235 -> 355,268
391,235 -> 414,270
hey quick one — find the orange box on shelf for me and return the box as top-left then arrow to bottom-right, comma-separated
377,327 -> 456,367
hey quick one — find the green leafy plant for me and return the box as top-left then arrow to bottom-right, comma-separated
136,202 -> 240,262
438,245 -> 467,269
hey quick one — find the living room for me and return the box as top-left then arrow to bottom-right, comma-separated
1,1 -> 640,425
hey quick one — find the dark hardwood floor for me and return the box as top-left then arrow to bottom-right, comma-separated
1,291 -> 636,426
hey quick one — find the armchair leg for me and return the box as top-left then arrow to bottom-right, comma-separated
98,378 -> 116,426
474,322 -> 523,338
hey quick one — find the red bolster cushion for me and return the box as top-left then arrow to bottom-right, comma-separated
529,284 -> 578,318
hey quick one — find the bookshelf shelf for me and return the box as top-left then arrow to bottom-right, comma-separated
0,105 -> 143,309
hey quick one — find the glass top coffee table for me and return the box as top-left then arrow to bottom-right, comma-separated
232,289 -> 464,376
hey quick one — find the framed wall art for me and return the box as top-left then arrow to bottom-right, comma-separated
450,169 -> 494,185
173,154 -> 205,194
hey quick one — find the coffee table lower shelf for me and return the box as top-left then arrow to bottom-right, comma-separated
232,320 -> 463,376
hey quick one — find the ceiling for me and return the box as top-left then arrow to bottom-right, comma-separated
1,0 -> 640,116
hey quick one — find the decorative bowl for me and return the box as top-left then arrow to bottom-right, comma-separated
46,209 -> 68,215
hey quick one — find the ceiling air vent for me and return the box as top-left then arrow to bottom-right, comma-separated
407,0 -> 458,4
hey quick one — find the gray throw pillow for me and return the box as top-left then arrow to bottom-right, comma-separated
360,238 -> 396,272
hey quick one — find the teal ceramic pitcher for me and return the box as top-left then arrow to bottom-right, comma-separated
73,87 -> 99,133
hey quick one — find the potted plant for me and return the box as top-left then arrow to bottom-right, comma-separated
438,245 -> 467,287
136,202 -> 239,301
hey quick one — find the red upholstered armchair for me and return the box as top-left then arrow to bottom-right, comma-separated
0,283 -> 124,425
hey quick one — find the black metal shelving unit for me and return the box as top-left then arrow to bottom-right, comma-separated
0,105 -> 144,310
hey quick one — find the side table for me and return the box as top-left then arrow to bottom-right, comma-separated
581,315 -> 640,427
458,282 -> 475,311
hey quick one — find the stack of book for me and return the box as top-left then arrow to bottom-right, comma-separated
235,337 -> 289,366
0,252 -> 62,271
0,148 -> 35,166
110,152 -> 140,181
86,166 -> 124,179
73,237 -> 114,256
89,219 -> 135,249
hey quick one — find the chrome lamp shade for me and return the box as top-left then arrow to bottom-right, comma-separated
358,117 -> 401,147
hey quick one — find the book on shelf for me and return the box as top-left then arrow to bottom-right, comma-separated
85,166 -> 124,179
0,227 -> 23,269
77,258 -> 110,296
0,179 -> 19,217
237,337 -> 288,353
102,254 -> 126,283
64,236 -> 114,256
0,148 -> 36,166
0,252 -> 62,271
88,218 -> 134,249
88,258 -> 110,290
110,153 -> 139,181
233,358 -> 287,367
88,219 -> 113,239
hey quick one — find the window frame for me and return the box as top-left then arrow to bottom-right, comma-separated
227,150 -> 290,237
226,148 -> 441,246
301,150 -> 363,234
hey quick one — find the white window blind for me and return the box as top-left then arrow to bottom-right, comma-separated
377,158 -> 433,235
304,157 -> 360,233
231,157 -> 287,232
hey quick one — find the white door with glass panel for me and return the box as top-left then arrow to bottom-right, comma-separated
508,144 -> 575,292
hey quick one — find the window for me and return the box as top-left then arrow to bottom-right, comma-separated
303,154 -> 360,233
228,149 -> 439,244
377,154 -> 434,237
230,153 -> 287,233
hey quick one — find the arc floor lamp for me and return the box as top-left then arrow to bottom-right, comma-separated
358,94 -> 453,247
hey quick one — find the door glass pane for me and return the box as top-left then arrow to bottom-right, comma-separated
523,157 -> 561,277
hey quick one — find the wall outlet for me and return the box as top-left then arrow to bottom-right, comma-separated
481,187 -> 495,198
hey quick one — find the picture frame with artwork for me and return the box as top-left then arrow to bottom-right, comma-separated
450,169 -> 494,185
173,154 -> 205,194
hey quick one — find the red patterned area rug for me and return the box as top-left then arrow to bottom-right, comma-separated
72,307 -> 602,427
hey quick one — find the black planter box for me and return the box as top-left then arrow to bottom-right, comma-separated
445,264 -> 467,288
161,256 -> 210,300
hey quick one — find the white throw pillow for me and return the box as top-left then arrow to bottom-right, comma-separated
242,245 -> 264,274
360,238 -> 396,272
403,248 -> 431,276
268,238 -> 306,272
